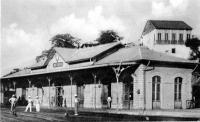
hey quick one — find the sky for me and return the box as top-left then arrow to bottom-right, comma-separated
1,0 -> 200,76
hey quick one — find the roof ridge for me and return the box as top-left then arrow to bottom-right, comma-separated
149,20 -> 184,22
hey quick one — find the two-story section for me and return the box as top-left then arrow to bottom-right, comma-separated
140,20 -> 192,59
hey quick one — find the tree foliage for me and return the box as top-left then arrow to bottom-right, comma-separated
49,33 -> 80,48
35,33 -> 80,63
185,37 -> 200,60
35,48 -> 53,63
96,30 -> 123,44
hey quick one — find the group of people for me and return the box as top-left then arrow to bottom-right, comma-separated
25,95 -> 41,112
9,94 -> 41,116
9,94 -> 112,117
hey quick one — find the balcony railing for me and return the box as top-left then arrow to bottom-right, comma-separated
171,40 -> 177,44
156,40 -> 185,45
178,40 -> 184,44
156,40 -> 168,44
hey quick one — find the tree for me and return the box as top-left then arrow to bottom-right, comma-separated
96,30 -> 123,44
35,48 -> 53,63
185,37 -> 200,61
49,33 -> 80,48
35,33 -> 81,63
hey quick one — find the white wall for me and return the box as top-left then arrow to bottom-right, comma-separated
145,66 -> 192,109
42,86 -> 56,106
47,53 -> 69,70
141,29 -> 192,59
111,82 -> 123,109
63,85 -> 77,107
84,84 -> 103,108
133,64 -> 145,109
16,88 -> 23,99
152,45 -> 191,59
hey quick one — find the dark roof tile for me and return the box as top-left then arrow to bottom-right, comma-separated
142,20 -> 192,35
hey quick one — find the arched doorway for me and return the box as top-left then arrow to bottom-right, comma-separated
121,73 -> 133,110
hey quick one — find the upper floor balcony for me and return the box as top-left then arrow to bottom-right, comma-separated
156,40 -> 185,45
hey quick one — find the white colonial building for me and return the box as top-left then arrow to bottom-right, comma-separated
140,20 -> 193,59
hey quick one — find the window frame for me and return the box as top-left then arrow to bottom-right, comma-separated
174,77 -> 182,102
165,33 -> 169,44
178,33 -> 184,44
179,33 -> 183,41
171,33 -> 177,44
172,48 -> 176,53
187,34 -> 190,40
157,33 -> 162,43
152,76 -> 161,102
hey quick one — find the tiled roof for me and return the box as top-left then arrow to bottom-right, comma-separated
55,42 -> 121,63
95,46 -> 195,65
29,49 -> 56,69
142,20 -> 192,35
30,58 -> 46,69
54,48 -> 76,62
150,20 -> 192,30
2,45 -> 197,79
3,69 -> 31,78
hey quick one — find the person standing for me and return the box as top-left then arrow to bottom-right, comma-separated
25,96 -> 32,112
74,94 -> 79,116
9,94 -> 17,116
35,96 -> 40,112
107,96 -> 112,109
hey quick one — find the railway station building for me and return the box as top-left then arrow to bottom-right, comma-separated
1,42 -> 199,110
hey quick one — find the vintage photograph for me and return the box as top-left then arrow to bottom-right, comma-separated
1,0 -> 200,121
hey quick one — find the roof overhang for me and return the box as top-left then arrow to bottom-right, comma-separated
1,62 -> 138,80
1,58 -> 198,80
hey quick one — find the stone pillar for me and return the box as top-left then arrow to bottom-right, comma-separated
133,64 -> 145,109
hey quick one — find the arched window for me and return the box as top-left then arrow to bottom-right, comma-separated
152,76 -> 161,101
174,77 -> 182,101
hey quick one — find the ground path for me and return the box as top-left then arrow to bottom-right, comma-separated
1,106 -> 200,121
